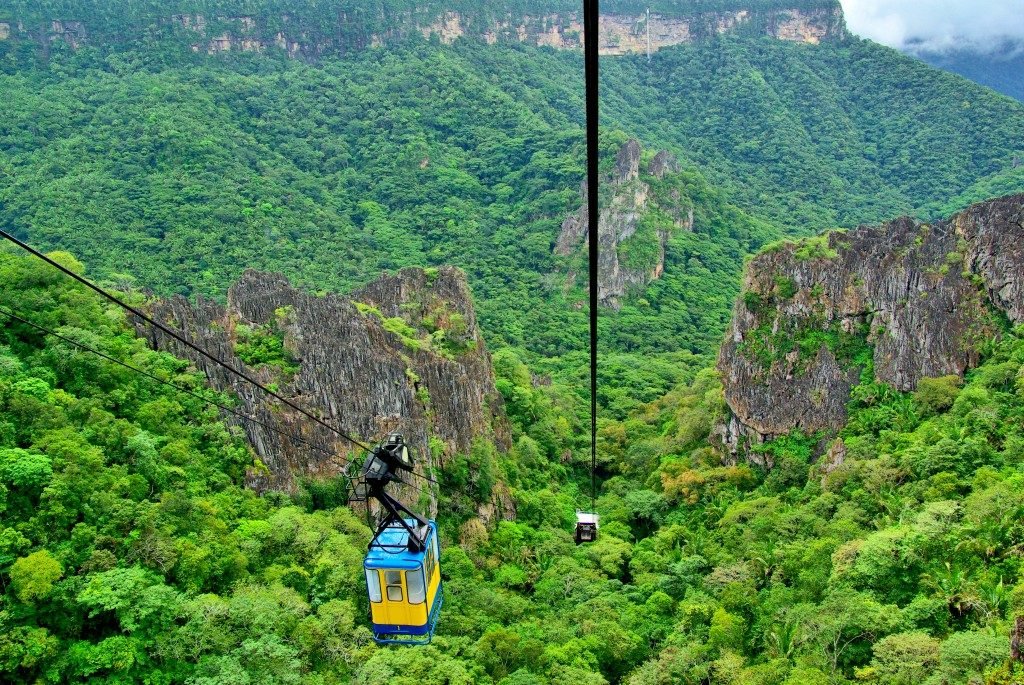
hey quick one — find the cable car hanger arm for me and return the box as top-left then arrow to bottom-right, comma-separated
367,487 -> 430,553
360,433 -> 430,552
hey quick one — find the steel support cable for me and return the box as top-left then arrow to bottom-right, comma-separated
0,303 -> 440,486
0,229 -> 371,452
0,231 -> 443,487
583,0 -> 600,512
0,304 -> 342,461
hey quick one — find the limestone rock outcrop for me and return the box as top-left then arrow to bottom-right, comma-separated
143,267 -> 511,519
556,140 -> 692,308
717,194 -> 1024,459
0,3 -> 847,59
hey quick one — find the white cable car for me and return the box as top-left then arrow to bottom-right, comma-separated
575,511 -> 599,544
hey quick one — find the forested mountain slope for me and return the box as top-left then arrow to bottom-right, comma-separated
915,44 -> 1024,103
602,37 -> 1024,230
0,35 -> 783,376
2,21 -> 1023,373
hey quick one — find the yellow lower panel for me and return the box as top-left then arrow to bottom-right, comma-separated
371,600 -> 427,627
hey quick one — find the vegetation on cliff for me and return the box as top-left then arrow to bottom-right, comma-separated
5,238 -> 1024,684
2,2 -> 1024,683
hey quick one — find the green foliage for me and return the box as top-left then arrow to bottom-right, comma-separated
775,276 -> 798,299
233,312 -> 299,376
914,375 -> 963,415
618,213 -> 665,272
859,631 -> 940,684
10,550 -> 62,603
936,631 -> 1008,683
793,235 -> 839,261
744,290 -> 768,314
742,315 -> 872,373
0,5 -> 1023,683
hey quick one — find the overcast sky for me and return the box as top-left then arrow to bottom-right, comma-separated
840,0 -> 1024,53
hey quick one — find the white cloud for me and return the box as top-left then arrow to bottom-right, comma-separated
840,0 -> 1024,53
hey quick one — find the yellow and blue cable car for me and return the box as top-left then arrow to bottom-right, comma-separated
358,434 -> 443,645
364,518 -> 443,645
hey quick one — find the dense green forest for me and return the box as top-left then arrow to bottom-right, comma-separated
4,238 -> 1024,684
4,2 -> 1024,683
602,38 -> 1024,229
2,30 -> 1023,375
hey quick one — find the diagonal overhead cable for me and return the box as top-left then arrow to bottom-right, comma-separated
0,304 -> 440,486
0,229 -> 373,451
0,304 -> 349,467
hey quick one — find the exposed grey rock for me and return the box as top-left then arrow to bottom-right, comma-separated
616,139 -> 642,183
956,197 -> 1024,323
556,140 -> 693,308
717,195 -> 1024,459
818,438 -> 847,484
1,6 -> 846,59
649,150 -> 680,179
555,180 -> 590,257
142,267 -> 511,520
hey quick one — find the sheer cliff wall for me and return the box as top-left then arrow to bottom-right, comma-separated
717,194 -> 1024,463
0,2 -> 846,59
143,267 -> 512,520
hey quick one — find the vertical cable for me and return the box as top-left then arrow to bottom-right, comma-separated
583,0 -> 600,512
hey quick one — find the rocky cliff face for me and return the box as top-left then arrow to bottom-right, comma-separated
143,267 -> 512,520
459,5 -> 844,55
0,3 -> 846,59
557,139 -> 692,308
717,194 -> 1024,462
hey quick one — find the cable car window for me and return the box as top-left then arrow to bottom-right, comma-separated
406,569 -> 426,604
365,569 -> 382,603
424,541 -> 435,583
385,570 -> 403,601
431,532 -> 440,577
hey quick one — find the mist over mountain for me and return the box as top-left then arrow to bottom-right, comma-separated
841,0 -> 1024,53
840,0 -> 1024,101
912,41 -> 1024,102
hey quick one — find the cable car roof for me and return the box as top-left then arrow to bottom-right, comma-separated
365,519 -> 436,570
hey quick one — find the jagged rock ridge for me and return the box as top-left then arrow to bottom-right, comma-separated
557,139 -> 692,309
717,194 -> 1024,462
0,4 -> 846,59
143,267 -> 512,519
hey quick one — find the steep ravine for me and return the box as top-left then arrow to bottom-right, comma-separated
142,266 -> 513,520
717,194 -> 1024,462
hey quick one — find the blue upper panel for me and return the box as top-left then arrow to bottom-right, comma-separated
364,519 -> 435,570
